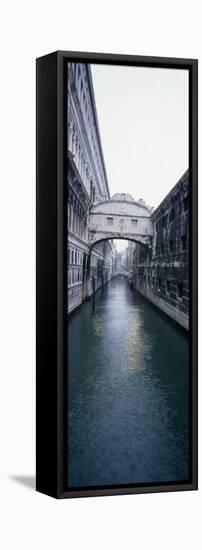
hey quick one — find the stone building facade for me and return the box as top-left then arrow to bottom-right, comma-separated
67,62 -> 114,314
132,170 -> 189,330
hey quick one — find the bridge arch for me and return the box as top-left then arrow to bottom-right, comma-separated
89,235 -> 152,253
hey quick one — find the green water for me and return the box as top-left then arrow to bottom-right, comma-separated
68,277 -> 189,488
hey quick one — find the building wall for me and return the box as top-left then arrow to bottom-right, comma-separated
67,62 -> 114,314
132,170 -> 189,330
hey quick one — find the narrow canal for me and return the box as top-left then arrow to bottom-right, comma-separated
68,277 -> 189,488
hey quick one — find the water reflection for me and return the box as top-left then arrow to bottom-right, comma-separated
68,277 -> 189,487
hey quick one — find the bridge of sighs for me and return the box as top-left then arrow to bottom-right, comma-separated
88,193 -> 153,249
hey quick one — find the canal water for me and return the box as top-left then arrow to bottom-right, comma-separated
68,277 -> 189,488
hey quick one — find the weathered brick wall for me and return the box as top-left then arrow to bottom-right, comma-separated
133,170 -> 189,329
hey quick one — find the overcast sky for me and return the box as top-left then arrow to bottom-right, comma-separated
91,64 -> 188,252
91,64 -> 188,208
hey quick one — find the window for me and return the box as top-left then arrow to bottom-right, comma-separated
71,250 -> 74,264
131,219 -> 138,226
181,235 -> 187,252
158,278 -> 161,291
183,196 -> 188,211
80,79 -> 83,98
166,280 -> 170,294
169,239 -> 173,253
162,214 -> 168,228
169,207 -> 175,222
177,282 -> 183,299
107,217 -> 113,225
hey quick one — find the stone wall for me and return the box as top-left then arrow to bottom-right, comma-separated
132,170 -> 189,330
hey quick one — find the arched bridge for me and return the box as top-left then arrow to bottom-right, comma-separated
113,270 -> 130,279
89,193 -> 153,248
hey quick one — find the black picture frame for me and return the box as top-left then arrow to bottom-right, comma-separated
36,50 -> 198,499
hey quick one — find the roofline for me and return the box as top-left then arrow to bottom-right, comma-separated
152,168 -> 189,219
86,65 -> 111,199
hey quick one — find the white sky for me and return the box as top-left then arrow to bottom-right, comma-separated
91,64 -> 188,208
91,64 -> 188,252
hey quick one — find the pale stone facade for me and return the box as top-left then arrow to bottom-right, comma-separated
67,63 -> 114,314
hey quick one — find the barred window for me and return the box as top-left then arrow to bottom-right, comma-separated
177,283 -> 183,299
169,239 -> 174,253
181,235 -> 187,251
166,280 -> 170,294
169,207 -> 175,222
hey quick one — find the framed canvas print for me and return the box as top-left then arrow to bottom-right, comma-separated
36,51 -> 198,498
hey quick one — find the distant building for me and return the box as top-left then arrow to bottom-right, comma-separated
126,241 -> 136,273
114,251 -> 122,271
67,63 -> 114,314
132,170 -> 189,330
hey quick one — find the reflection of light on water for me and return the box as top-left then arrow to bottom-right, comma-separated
69,278 -> 189,486
92,317 -> 104,337
126,313 -> 152,372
